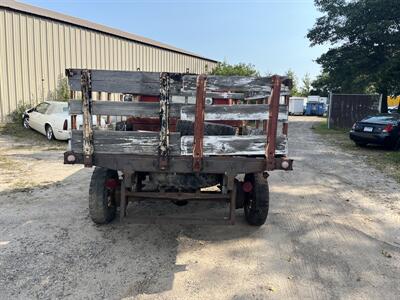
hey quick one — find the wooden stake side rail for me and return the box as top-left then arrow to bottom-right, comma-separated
69,100 -> 289,121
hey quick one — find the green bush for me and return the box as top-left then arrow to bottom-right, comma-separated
48,76 -> 70,101
8,102 -> 32,123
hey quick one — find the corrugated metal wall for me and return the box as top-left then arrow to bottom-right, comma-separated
0,8 -> 217,122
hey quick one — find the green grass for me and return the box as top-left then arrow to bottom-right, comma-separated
0,122 -> 66,150
312,119 -> 400,183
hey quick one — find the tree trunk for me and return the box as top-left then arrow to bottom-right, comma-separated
380,89 -> 388,113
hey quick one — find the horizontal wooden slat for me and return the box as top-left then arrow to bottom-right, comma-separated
67,69 -> 292,96
69,101 -> 289,121
180,104 -> 288,121
180,135 -> 288,156
66,69 -> 183,94
71,130 -> 181,155
69,100 -> 183,117
183,75 -> 271,92
179,91 -> 245,100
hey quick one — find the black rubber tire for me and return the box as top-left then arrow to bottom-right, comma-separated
45,125 -> 54,141
243,173 -> 269,226
22,116 -> 30,129
355,142 -> 367,147
89,167 -> 119,224
395,138 -> 400,151
235,179 -> 245,209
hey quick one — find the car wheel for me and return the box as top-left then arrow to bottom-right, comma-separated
355,142 -> 367,147
45,125 -> 54,141
22,116 -> 30,129
393,138 -> 400,151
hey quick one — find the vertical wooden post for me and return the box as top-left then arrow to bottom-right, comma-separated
106,93 -> 111,125
81,70 -> 93,167
70,90 -> 77,130
265,76 -> 281,171
282,95 -> 289,136
159,72 -> 170,170
192,74 -> 207,172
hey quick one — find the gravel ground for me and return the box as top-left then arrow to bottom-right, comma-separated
0,116 -> 399,300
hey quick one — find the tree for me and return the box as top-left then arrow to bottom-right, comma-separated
300,73 -> 312,97
310,72 -> 330,97
307,0 -> 400,112
210,61 -> 259,76
48,76 -> 70,101
285,69 -> 300,96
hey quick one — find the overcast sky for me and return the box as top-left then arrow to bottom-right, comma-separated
21,0 -> 328,81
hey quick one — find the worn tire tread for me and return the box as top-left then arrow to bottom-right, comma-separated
89,167 -> 118,224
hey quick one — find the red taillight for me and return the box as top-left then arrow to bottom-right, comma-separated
242,181 -> 253,193
383,124 -> 393,133
63,119 -> 68,130
105,179 -> 119,189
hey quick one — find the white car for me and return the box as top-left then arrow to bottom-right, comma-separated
22,101 -> 104,141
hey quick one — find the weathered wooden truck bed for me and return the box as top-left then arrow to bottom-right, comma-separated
64,69 -> 293,225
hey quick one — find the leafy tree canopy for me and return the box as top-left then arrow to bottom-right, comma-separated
308,0 -> 400,112
210,61 -> 260,76
285,69 -> 300,96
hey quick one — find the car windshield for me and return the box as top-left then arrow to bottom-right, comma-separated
362,115 -> 399,123
46,102 -> 68,114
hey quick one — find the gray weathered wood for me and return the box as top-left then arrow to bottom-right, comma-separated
66,69 -> 291,96
180,104 -> 288,121
180,135 -> 288,156
69,100 -> 289,121
182,75 -> 272,92
71,130 -> 181,155
66,69 -> 183,94
69,100 -> 184,117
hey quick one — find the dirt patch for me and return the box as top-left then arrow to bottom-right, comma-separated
0,116 -> 399,299
312,119 -> 400,183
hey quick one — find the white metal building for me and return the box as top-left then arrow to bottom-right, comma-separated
0,0 -> 218,122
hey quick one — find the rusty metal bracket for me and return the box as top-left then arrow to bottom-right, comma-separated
192,74 -> 207,172
265,75 -> 281,171
81,70 -> 93,167
158,72 -> 171,170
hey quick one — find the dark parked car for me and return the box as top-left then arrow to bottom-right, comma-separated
388,106 -> 399,114
349,114 -> 400,149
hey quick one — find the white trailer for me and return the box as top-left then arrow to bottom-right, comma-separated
289,97 -> 306,115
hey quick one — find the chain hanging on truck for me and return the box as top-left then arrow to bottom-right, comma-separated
158,72 -> 171,170
81,70 -> 94,167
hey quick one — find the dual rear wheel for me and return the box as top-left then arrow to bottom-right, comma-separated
89,167 -> 270,226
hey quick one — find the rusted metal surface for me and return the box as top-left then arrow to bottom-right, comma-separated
158,73 -> 171,170
192,74 -> 207,172
265,76 -> 281,171
126,191 -> 230,201
71,115 -> 77,130
81,70 -> 94,167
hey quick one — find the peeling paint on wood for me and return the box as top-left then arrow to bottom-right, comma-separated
71,130 -> 181,155
180,135 -> 288,156
181,104 -> 288,121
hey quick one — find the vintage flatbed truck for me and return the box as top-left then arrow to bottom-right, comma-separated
64,69 -> 293,225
